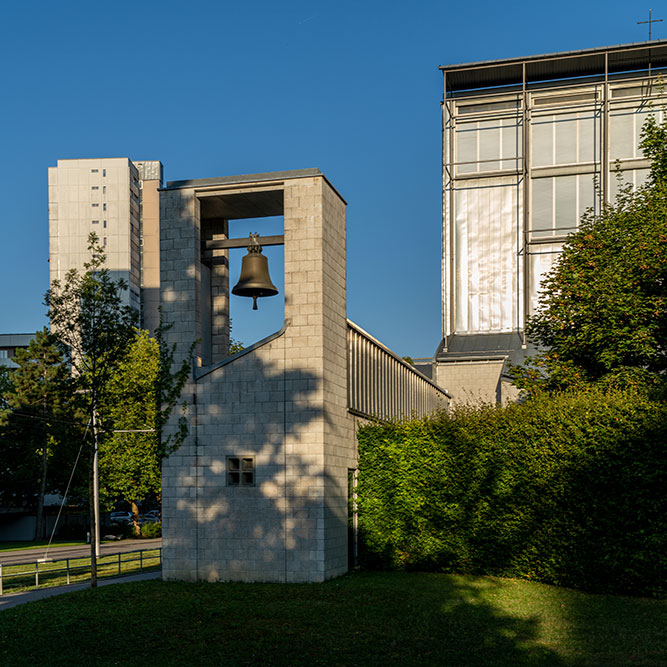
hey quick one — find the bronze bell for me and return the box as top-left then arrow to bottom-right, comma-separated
232,233 -> 279,310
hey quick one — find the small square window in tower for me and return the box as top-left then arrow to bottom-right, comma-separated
226,456 -> 255,486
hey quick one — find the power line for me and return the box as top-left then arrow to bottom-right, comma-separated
5,410 -> 154,433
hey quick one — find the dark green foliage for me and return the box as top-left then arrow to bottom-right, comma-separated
0,329 -> 82,523
141,521 -> 162,538
154,312 -> 193,461
56,522 -> 89,541
513,116 -> 667,392
105,522 -> 134,540
356,389 -> 667,597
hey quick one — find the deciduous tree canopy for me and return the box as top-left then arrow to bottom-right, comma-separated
0,329 -> 79,537
513,115 -> 667,391
100,330 -> 160,532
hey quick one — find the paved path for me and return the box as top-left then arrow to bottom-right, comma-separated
0,571 -> 161,611
0,538 -> 161,565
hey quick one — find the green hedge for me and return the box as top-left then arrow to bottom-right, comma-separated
141,521 -> 162,538
356,389 -> 667,597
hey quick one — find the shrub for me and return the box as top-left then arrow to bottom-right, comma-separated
356,388 -> 667,598
110,522 -> 135,539
141,521 -> 161,538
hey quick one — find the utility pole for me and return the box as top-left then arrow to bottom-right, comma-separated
90,407 -> 100,587
92,409 -> 101,558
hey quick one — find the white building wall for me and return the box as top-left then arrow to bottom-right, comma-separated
48,157 -> 160,321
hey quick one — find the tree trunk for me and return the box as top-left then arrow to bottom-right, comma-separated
34,438 -> 47,541
34,379 -> 50,541
131,500 -> 141,537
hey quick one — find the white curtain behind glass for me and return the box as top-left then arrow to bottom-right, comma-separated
610,105 -> 662,160
454,176 -> 522,333
456,118 -> 520,174
531,110 -> 598,167
531,174 -> 595,238
528,242 -> 562,315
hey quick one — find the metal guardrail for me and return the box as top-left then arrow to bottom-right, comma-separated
0,547 -> 161,595
347,320 -> 450,421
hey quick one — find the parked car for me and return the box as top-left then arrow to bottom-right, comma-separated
143,510 -> 161,522
110,511 -> 132,525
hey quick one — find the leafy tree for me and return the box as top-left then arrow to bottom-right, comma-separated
100,317 -> 192,535
153,313 -> 193,464
45,233 -> 137,584
0,329 -> 79,538
513,116 -> 667,392
0,366 -> 12,410
229,338 -> 245,355
100,331 -> 161,534
228,318 -> 244,355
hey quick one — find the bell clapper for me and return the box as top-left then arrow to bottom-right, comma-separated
252,295 -> 258,310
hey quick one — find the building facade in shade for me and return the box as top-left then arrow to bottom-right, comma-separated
0,333 -> 34,369
48,158 -> 163,333
435,41 -> 667,404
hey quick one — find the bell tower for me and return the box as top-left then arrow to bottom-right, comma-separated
159,169 -> 356,583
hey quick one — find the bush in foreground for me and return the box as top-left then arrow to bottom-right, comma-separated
141,521 -> 161,538
356,389 -> 667,598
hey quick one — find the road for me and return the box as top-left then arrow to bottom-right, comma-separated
0,538 -> 162,565
0,571 -> 161,611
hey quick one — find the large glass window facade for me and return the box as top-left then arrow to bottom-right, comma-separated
531,108 -> 599,167
531,173 -> 596,239
609,87 -> 662,160
455,116 -> 521,174
443,60 -> 666,339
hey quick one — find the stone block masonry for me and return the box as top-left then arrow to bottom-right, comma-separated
160,170 -> 357,583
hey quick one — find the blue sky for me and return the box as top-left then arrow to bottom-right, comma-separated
0,0 -> 658,357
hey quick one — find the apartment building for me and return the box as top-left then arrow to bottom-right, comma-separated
48,158 -> 163,333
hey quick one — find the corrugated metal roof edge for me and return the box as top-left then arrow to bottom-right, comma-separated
439,39 -> 667,72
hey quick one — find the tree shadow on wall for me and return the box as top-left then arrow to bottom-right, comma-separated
164,338 -> 350,582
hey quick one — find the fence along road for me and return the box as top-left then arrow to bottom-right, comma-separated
0,571 -> 161,611
0,538 -> 162,565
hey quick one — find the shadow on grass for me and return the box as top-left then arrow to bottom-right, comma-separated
0,572 -> 574,666
337,572 -> 565,666
559,586 -> 667,666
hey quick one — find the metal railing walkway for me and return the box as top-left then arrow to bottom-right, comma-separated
347,320 -> 450,421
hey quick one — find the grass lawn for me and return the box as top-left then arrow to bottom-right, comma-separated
0,572 -> 665,666
0,540 -> 85,552
0,549 -> 161,593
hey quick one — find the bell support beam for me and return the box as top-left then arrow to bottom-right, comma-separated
203,235 -> 284,251
201,255 -> 229,266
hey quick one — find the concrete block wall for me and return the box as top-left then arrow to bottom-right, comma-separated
435,359 -> 506,406
160,186 -> 202,578
160,172 -> 356,583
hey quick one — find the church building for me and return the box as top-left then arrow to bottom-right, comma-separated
435,40 -> 667,403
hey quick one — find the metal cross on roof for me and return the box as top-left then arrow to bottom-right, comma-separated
638,9 -> 663,41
